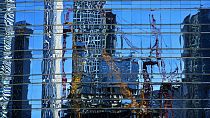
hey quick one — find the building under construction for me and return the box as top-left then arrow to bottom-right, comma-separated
1,0 -> 210,118
68,0 -> 170,117
65,1 -> 210,118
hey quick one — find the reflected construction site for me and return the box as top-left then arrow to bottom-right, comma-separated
0,0 -> 210,118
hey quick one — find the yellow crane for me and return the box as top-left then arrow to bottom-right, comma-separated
102,50 -> 140,114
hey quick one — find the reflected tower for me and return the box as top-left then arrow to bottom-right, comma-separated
182,9 -> 210,118
0,0 -> 15,117
8,21 -> 33,118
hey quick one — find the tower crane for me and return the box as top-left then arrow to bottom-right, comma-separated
102,50 -> 141,114
102,50 -> 135,102
118,28 -> 139,53
149,14 -> 179,118
121,35 -> 139,53
149,14 -> 173,118
117,21 -> 157,117
149,14 -> 161,60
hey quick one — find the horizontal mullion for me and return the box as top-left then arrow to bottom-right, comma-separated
1,73 -> 210,77
2,82 -> 210,86
0,32 -> 209,36
2,108 -> 210,110
2,48 -> 210,52
1,7 -> 209,12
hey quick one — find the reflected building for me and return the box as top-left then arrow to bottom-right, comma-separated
68,1 -> 120,117
105,11 -> 117,56
0,0 -> 15,117
72,0 -> 107,97
42,1 -> 63,118
99,54 -> 139,108
72,0 -> 116,107
7,21 -> 33,118
182,9 -> 210,118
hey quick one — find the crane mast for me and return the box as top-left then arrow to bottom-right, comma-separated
149,14 -> 179,118
102,50 -> 139,113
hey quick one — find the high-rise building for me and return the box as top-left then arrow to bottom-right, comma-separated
42,1 -> 55,117
72,0 -> 116,103
0,0 -> 15,117
42,1 -> 63,118
182,9 -> 210,118
72,0 -> 107,95
8,21 -> 33,118
68,1 -> 119,117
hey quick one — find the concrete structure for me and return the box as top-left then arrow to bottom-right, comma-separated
42,1 -> 63,118
0,0 -> 15,117
182,9 -> 210,118
8,21 -> 33,118
53,1 -> 63,118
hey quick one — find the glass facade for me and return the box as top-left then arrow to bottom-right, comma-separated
0,0 -> 209,118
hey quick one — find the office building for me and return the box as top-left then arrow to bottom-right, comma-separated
8,21 -> 33,118
182,9 -> 210,118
